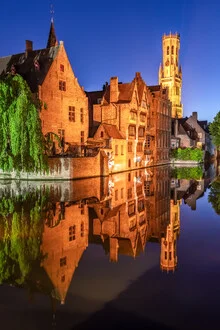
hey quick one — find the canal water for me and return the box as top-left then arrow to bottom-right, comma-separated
0,164 -> 219,330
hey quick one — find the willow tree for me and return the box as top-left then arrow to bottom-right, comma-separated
0,74 -> 48,173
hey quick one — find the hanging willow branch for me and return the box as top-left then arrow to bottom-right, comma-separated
0,74 -> 48,173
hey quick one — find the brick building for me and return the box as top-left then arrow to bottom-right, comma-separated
0,20 -> 89,153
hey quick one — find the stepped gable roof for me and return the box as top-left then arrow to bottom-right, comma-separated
102,123 -> 125,139
0,45 -> 59,93
134,72 -> 148,102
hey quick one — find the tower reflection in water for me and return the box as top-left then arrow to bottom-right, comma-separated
0,164 -> 213,305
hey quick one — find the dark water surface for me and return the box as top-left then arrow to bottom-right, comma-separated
0,164 -> 219,330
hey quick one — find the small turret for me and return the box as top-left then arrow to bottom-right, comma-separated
47,19 -> 58,48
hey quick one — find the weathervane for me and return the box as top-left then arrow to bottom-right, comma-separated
50,3 -> 54,22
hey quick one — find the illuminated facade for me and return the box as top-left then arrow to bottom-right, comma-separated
159,33 -> 183,118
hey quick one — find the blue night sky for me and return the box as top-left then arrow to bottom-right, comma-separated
0,0 -> 220,122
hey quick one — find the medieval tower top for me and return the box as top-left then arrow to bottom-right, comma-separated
159,32 -> 183,118
46,4 -> 58,48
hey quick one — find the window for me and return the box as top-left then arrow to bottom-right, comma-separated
100,131 -> 104,138
60,64 -> 64,72
138,127 -> 145,137
128,125 -> 136,136
138,199 -> 145,212
171,45 -> 174,55
58,129 -> 65,140
128,202 -> 135,216
69,225 -> 76,241
69,106 -> 75,122
60,257 -> 67,267
167,46 -> 169,55
59,80 -> 66,91
137,142 -> 143,152
81,131 -> 84,143
80,108 -> 84,123
146,135 -> 151,148
128,142 -> 132,152
130,110 -> 137,120
128,173 -> 131,181
61,275 -> 65,282
115,145 -> 118,155
128,159 -> 131,167
165,251 -> 167,260
121,145 -> 124,155
81,222 -> 84,237
115,189 -> 118,201
127,188 -> 132,199
140,113 -> 146,122
121,188 -> 124,199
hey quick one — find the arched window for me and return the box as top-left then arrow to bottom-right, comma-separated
167,46 -> 169,55
171,45 -> 174,55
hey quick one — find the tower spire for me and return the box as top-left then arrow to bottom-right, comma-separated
47,4 -> 58,48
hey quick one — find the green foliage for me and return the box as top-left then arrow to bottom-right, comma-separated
208,180 -> 220,215
0,190 -> 48,284
171,166 -> 203,180
0,74 -> 48,173
171,147 -> 203,162
209,111 -> 220,151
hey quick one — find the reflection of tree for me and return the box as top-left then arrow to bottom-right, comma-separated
171,166 -> 203,180
208,180 -> 220,215
0,190 -> 48,284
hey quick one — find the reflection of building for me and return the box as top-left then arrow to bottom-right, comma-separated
160,199 -> 180,272
41,202 -> 88,304
89,166 -> 171,265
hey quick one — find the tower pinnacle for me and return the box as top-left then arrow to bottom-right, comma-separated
47,4 -> 58,48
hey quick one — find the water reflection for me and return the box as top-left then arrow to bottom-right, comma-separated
0,163 -> 217,316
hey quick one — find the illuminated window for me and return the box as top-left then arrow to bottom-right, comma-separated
69,106 -> 75,122
69,225 -> 76,241
81,131 -> 84,143
60,64 -> 64,72
128,142 -> 132,152
80,108 -> 84,123
59,80 -> 66,91
60,257 -> 67,267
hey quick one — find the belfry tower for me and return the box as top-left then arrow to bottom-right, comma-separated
159,33 -> 183,118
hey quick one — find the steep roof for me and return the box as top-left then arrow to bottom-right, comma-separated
0,46 -> 60,92
102,123 -> 125,139
47,19 -> 58,48
86,90 -> 105,107
102,81 -> 135,104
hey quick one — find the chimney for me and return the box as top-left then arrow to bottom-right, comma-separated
110,77 -> 118,103
192,112 -> 198,121
25,40 -> 33,56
